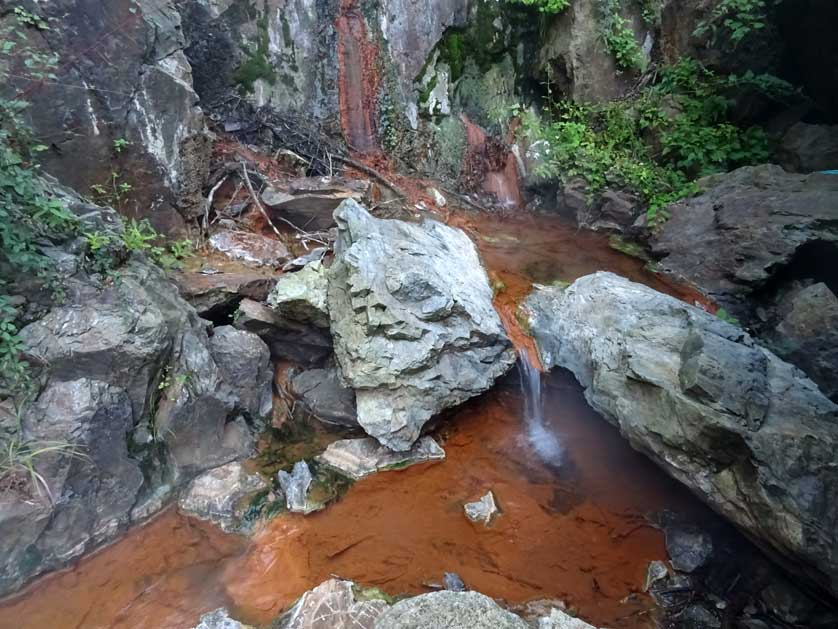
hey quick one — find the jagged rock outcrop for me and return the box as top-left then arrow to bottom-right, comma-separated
0,227 -> 271,595
327,200 -> 516,450
652,167 -> 838,319
178,461 -> 267,532
651,165 -> 838,397
525,272 -> 838,597
2,0 -> 209,233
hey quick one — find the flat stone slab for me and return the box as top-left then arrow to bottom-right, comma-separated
316,436 -> 445,480
464,491 -> 500,527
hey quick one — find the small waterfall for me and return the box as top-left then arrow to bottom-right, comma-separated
518,349 -> 563,465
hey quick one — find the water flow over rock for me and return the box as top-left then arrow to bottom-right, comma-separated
518,349 -> 563,466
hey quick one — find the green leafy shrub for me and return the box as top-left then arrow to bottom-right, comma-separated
507,0 -> 570,13
694,0 -> 775,46
517,58 -> 792,227
598,0 -> 646,72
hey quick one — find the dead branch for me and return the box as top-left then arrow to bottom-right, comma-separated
329,153 -> 407,199
240,164 -> 284,240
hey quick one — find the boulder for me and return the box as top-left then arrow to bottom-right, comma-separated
209,326 -> 274,422
665,525 -> 714,573
651,165 -> 838,321
268,261 -> 330,328
764,282 -> 838,401
327,200 -> 516,450
262,178 -> 369,232
178,461 -> 267,532
291,368 -> 357,428
525,272 -> 838,597
375,591 -> 529,629
173,269 -> 275,317
4,257 -> 266,596
209,231 -> 291,267
274,578 -> 388,629
316,437 -> 445,480
234,298 -> 332,365
779,122 -> 838,173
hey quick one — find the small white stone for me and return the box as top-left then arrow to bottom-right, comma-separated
464,491 -> 500,526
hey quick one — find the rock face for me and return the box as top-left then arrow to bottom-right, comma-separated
327,200 -> 516,450
651,166 -> 838,319
178,461 -> 267,532
651,165 -> 838,398
210,326 -> 274,422
525,272 -> 838,597
2,0 -> 209,233
274,578 -> 388,629
291,368 -> 357,428
375,591 -> 529,629
317,437 -> 445,480
2,255 -> 268,596
779,123 -> 838,173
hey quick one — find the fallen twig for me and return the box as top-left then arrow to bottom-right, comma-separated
240,164 -> 284,240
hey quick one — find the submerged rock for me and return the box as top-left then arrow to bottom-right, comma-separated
317,437 -> 445,480
327,200 -> 516,450
178,462 -> 267,533
274,578 -> 388,629
464,491 -> 500,527
375,591 -> 529,629
665,525 -> 714,573
278,461 -> 314,514
291,367 -> 358,428
525,272 -> 838,597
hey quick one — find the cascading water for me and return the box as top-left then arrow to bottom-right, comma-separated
518,348 -> 564,465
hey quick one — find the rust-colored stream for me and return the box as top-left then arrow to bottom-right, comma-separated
0,210 -> 716,629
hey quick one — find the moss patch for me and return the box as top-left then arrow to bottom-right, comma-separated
233,16 -> 275,93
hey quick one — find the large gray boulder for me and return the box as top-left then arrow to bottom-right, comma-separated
375,591 -> 529,629
651,165 -> 838,398
274,578 -> 388,629
525,272 -> 838,597
327,200 -> 516,450
651,165 -> 838,319
2,257 -> 267,596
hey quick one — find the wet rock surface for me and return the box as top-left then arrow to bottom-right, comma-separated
316,437 -> 445,481
526,272 -> 838,598
194,608 -> 253,629
327,200 -> 516,450
178,461 -> 267,533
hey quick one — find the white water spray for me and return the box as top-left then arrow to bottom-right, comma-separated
518,349 -> 564,465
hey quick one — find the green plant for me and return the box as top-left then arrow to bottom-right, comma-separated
598,0 -> 646,71
90,171 -> 133,209
1,6 -> 77,394
112,138 -> 130,154
1,401 -> 87,500
517,58 -> 790,228
715,307 -> 741,326
694,0 -> 772,46
507,0 -> 570,13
